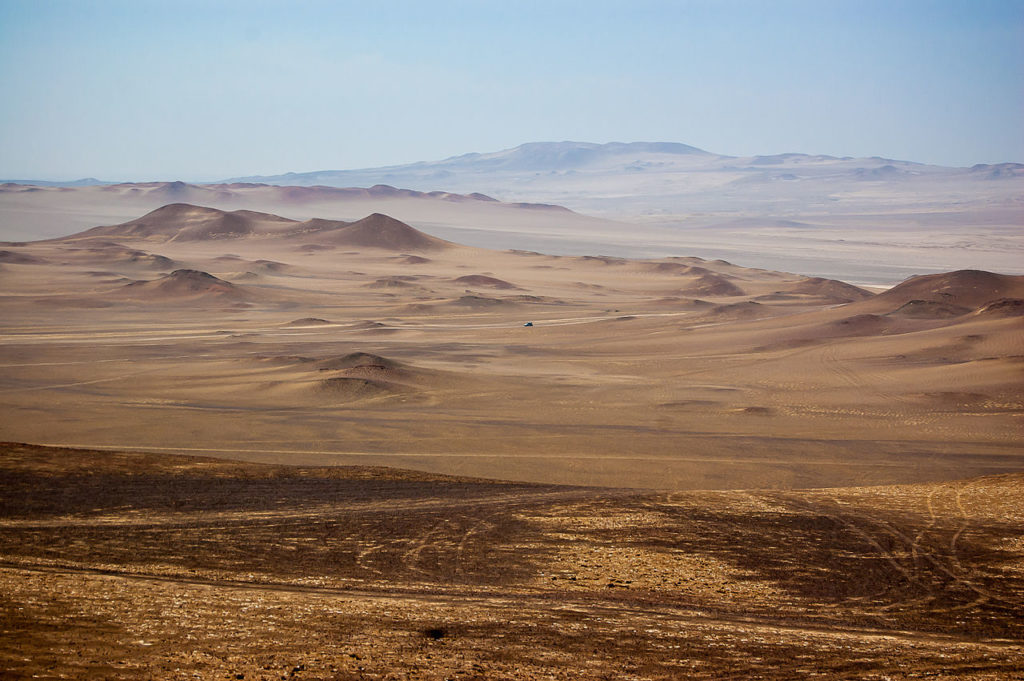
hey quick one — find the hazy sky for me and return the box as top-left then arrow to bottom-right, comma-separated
1,0 -> 1021,180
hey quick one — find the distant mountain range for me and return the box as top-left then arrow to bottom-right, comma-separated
225,141 -> 714,186
6,142 -> 1015,195
222,140 -> 1023,188
5,140 -> 1022,229
215,141 -> 1024,218
0,177 -> 111,187
3,142 -> 1022,284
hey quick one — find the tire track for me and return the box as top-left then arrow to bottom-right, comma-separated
454,515 -> 496,578
401,518 -> 452,577
353,540 -> 388,577
818,342 -> 907,406
0,489 -> 608,529
911,487 -> 939,566
794,492 -> 1017,615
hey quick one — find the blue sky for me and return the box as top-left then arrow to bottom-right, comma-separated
1,0 -> 1021,180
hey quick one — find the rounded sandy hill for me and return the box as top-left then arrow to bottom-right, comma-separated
453,274 -> 519,289
74,203 -> 298,242
60,204 -> 452,251
117,269 -> 248,301
876,270 -> 1024,310
305,213 -> 451,251
783,276 -> 874,303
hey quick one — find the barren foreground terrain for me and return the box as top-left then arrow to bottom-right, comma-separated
2,443 -> 1023,679
1,204 -> 1022,677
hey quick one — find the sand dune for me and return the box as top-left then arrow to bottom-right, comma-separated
315,375 -> 404,401
450,294 -> 519,308
365,276 -> 422,290
784,276 -> 874,302
679,272 -> 746,296
819,270 -> 1024,327
701,300 -> 769,319
73,203 -> 298,242
453,274 -> 518,289
283,317 -> 332,327
258,352 -> 457,404
60,204 -> 451,254
309,212 -> 450,251
316,352 -> 403,370
61,242 -> 176,270
0,249 -> 45,264
874,269 -> 1024,309
117,269 -> 247,301
651,296 -> 713,309
396,254 -> 431,264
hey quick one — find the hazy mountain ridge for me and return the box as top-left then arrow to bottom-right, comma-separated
221,140 -> 1006,190
1,180 -> 503,204
3,143 -> 1022,285
0,177 -> 110,187
226,141 -> 714,184
215,141 -> 1024,232
8,143 -> 1018,191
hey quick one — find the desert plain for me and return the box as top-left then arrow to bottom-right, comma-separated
1,188 -> 1023,678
